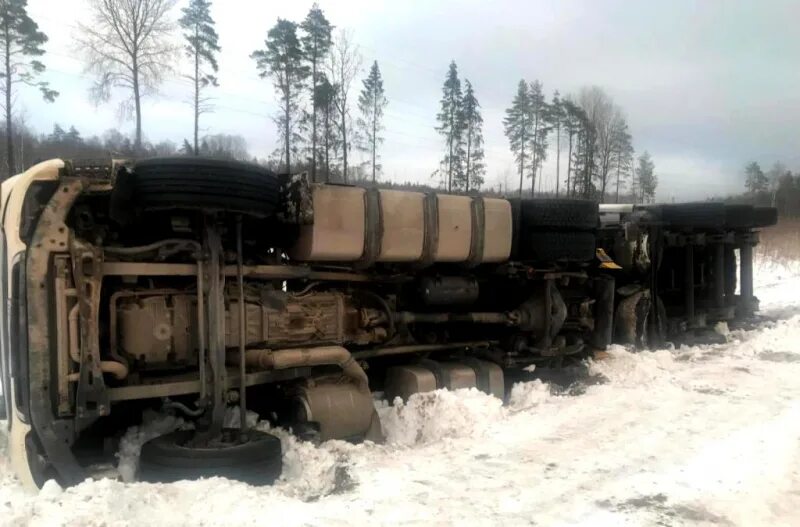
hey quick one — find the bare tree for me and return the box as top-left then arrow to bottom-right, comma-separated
76,0 -> 178,153
575,86 -> 634,203
326,29 -> 361,183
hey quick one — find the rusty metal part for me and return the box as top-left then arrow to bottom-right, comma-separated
385,359 -> 504,402
66,304 -> 128,381
465,196 -> 485,268
239,346 -> 368,392
205,223 -> 226,437
739,233 -> 756,315
101,261 -> 382,284
591,276 -> 615,350
236,216 -> 247,431
351,341 -> 493,360
106,367 -> 311,402
54,256 -> 74,416
614,289 -> 648,346
292,380 -> 381,442
418,276 -> 479,306
25,176 -> 88,484
110,289 -> 189,368
196,257 -> 207,403
394,311 -> 512,325
70,238 -> 112,421
103,239 -> 201,258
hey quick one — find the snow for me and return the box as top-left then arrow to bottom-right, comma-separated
1,257 -> 800,526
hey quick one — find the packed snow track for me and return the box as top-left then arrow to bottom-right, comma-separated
1,258 -> 799,527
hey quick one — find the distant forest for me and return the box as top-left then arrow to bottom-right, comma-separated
1,0 -> 788,210
0,0 -> 667,204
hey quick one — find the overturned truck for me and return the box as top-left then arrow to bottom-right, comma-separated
0,158 -> 777,487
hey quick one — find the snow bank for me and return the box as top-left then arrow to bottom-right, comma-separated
379,388 -> 505,446
0,258 -> 799,526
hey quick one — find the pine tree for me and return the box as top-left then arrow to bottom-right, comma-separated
0,0 -> 57,177
357,61 -> 387,183
436,61 -> 465,192
561,99 -> 581,197
65,125 -> 82,145
610,122 -> 633,203
527,80 -> 549,196
179,0 -> 220,156
550,91 -> 564,196
636,151 -> 657,203
314,75 -> 336,182
744,161 -> 768,194
180,139 -> 194,155
503,80 -> 532,197
300,4 -> 332,182
252,19 -> 309,173
461,79 -> 485,192
48,123 -> 65,143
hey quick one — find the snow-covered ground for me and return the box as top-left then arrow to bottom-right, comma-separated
1,257 -> 800,527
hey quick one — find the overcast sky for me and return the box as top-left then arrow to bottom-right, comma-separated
23,0 -> 800,200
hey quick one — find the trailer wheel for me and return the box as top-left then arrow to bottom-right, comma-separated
724,204 -> 755,229
517,198 -> 599,231
519,231 -> 596,262
752,207 -> 778,228
657,202 -> 726,229
126,157 -> 280,217
138,429 -> 282,485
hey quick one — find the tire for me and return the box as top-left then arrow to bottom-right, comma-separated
724,204 -> 755,229
657,202 -> 726,229
752,207 -> 778,228
518,231 -> 596,262
517,198 -> 599,231
129,157 -> 280,217
138,429 -> 282,485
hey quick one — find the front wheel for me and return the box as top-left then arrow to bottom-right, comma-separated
138,429 -> 283,485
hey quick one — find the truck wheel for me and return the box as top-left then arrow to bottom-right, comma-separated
517,198 -> 599,230
128,157 -> 280,217
519,231 -> 596,262
138,429 -> 282,485
752,207 -> 778,228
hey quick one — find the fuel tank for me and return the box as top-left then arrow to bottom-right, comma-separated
289,185 -> 512,265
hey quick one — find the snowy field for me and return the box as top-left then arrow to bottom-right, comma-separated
1,256 -> 799,526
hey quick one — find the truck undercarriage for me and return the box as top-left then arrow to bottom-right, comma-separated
0,158 -> 776,487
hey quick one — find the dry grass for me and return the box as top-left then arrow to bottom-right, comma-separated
757,217 -> 800,263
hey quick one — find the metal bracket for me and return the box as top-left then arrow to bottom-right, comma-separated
70,238 -> 110,424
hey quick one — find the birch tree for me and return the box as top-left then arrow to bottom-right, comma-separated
326,29 -> 360,182
77,0 -> 178,153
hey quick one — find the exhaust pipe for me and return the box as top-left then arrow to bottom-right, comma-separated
238,346 -> 369,392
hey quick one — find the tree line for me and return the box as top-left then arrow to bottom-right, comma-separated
502,81 -> 655,202
740,161 -> 800,217
0,0 -> 656,202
